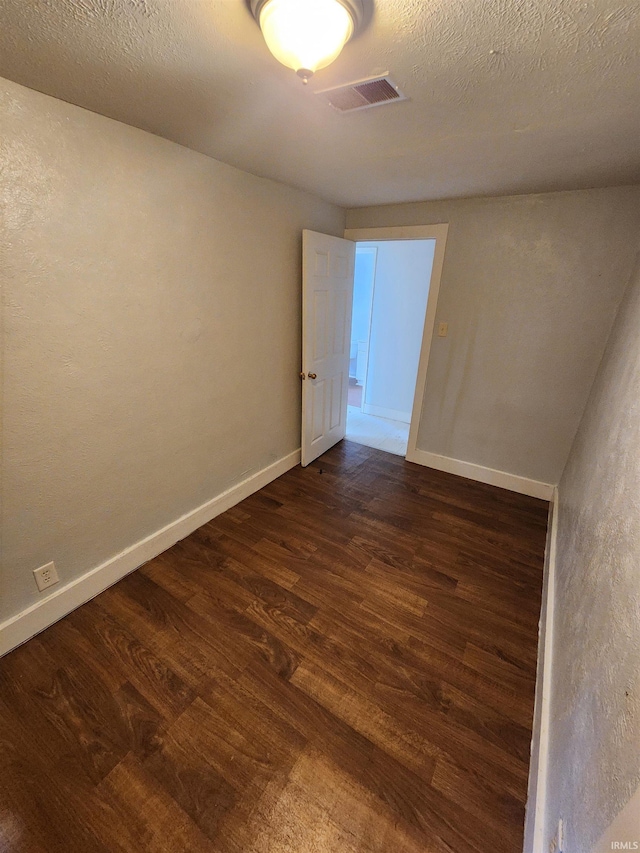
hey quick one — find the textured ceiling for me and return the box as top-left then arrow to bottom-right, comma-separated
0,0 -> 639,207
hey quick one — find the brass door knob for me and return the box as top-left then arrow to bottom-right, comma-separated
299,372 -> 306,380
308,372 -> 317,379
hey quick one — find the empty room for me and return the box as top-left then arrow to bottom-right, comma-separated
1,1 -> 639,851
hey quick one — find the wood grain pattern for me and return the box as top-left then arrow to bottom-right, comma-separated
0,440 -> 548,852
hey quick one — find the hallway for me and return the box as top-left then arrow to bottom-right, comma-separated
346,406 -> 410,456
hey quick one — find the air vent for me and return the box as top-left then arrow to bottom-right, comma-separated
316,75 -> 408,113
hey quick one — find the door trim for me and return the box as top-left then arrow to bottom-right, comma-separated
343,224 -> 449,463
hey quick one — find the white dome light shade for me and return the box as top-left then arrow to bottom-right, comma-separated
258,0 -> 355,80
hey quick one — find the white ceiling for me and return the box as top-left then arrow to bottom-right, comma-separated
1,0 -> 639,207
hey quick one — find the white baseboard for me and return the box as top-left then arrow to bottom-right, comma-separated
405,448 -> 555,501
0,449 -> 301,658
523,487 -> 559,853
362,403 -> 412,424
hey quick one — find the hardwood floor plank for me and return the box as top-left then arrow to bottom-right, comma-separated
431,753 -> 525,847
441,682 -> 532,781
186,592 -> 300,679
73,599 -> 196,720
463,642 -> 537,695
201,532 -> 301,590
0,748 -> 112,853
290,662 -> 439,783
97,752 -> 215,852
142,716 -> 239,843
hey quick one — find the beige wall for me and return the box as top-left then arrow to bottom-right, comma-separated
546,252 -> 640,852
0,78 -> 344,623
347,188 -> 640,485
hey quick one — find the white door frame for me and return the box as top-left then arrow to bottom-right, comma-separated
343,224 -> 449,462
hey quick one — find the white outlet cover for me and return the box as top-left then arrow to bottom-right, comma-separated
33,561 -> 60,592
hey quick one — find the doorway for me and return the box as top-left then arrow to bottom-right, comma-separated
300,224 -> 448,468
346,239 -> 436,456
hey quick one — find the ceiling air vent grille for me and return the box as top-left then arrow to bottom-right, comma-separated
316,75 -> 408,113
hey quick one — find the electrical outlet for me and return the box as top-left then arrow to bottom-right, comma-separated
549,819 -> 564,853
33,561 -> 59,592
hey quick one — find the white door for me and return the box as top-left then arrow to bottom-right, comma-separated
301,230 -> 355,467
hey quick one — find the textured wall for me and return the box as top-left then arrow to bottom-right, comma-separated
347,188 -> 640,484
0,77 -> 344,622
592,785 -> 640,852
547,253 -> 640,852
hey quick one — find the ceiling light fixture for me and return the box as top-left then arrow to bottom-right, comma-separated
250,0 -> 363,84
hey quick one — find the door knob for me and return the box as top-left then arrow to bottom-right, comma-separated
308,372 -> 317,379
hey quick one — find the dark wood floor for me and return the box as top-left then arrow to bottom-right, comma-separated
0,441 -> 548,853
